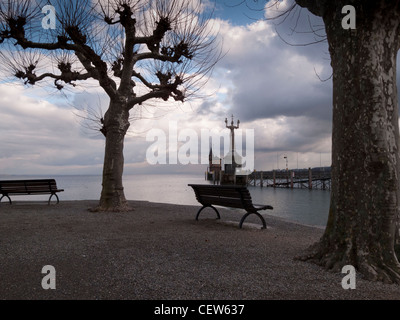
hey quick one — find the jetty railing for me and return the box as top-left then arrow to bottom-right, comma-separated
247,168 -> 331,190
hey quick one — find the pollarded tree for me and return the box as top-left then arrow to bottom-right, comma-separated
287,0 -> 400,283
0,0 -> 219,211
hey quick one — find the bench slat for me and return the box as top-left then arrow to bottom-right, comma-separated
198,196 -> 248,208
197,190 -> 250,198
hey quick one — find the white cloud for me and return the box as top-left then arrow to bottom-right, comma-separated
0,84 -> 106,174
185,15 -> 333,170
0,5 -> 336,175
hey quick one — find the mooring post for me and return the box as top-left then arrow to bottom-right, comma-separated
273,170 -> 276,188
308,168 -> 312,189
290,171 -> 294,189
286,170 -> 289,188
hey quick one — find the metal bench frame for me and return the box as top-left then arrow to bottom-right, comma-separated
0,179 -> 64,205
188,184 -> 273,229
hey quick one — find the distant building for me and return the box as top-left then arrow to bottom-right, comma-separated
223,150 -> 243,174
206,148 -> 221,181
205,116 -> 248,185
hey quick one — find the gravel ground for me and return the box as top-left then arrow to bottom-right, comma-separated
0,200 -> 400,300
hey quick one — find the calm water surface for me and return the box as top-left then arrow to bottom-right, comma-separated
0,174 -> 330,227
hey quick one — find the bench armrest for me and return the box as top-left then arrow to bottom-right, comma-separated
253,204 -> 273,210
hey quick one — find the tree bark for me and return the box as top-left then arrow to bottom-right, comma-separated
94,98 -> 131,212
298,2 -> 400,283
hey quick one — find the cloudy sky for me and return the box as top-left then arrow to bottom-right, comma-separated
0,0 -> 370,176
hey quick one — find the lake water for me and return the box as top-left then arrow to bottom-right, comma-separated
0,174 -> 330,227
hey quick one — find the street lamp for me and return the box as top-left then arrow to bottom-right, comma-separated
284,155 -> 289,188
225,115 -> 240,174
284,156 -> 288,171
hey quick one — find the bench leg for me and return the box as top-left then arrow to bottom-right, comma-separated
0,195 -> 12,204
239,212 -> 267,229
48,193 -> 60,205
196,205 -> 221,221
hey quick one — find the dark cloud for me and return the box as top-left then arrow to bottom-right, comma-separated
212,17 -> 332,124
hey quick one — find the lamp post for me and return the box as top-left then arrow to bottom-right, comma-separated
277,153 -> 289,171
284,155 -> 289,188
284,156 -> 288,171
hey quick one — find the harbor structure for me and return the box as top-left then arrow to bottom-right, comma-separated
206,116 -> 248,185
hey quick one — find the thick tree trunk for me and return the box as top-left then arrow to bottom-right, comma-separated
299,4 -> 400,283
94,98 -> 131,212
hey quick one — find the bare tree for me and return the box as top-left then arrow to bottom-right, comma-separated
0,0 -> 220,211
252,0 -> 400,283
294,0 -> 400,284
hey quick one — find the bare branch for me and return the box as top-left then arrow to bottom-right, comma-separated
234,1 -> 327,46
274,25 -> 327,46
128,89 -> 175,106
0,0 -> 221,108
295,0 -> 328,17
313,66 -> 332,82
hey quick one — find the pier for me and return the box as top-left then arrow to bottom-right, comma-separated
247,167 -> 331,190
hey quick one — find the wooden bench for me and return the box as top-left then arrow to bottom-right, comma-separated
188,184 -> 273,229
0,179 -> 64,205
